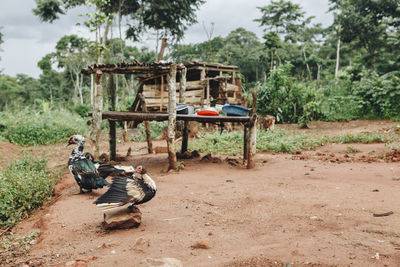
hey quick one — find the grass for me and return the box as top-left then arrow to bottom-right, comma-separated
0,109 -> 89,146
188,127 -> 396,155
0,155 -> 59,228
346,145 -> 361,153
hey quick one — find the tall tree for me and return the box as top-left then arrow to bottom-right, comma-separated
255,0 -> 307,43
329,0 -> 400,72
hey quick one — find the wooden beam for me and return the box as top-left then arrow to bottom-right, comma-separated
90,70 -> 103,159
167,63 -> 178,170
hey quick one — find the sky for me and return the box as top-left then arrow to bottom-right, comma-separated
0,0 -> 333,78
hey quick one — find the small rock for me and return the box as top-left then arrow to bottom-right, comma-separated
103,206 -> 142,230
139,257 -> 183,267
310,216 -> 318,220
111,250 -> 116,254
226,179 -> 234,183
191,240 -> 210,249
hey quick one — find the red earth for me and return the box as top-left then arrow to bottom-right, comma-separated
2,120 -> 400,267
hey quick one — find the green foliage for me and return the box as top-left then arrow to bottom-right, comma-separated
256,64 -> 322,124
130,121 -> 168,142
0,109 -> 88,146
71,104 -> 91,118
332,132 -> 390,144
0,156 -> 58,228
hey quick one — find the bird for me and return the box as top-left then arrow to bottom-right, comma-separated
93,165 -> 156,211
67,135 -> 110,193
84,152 -> 125,179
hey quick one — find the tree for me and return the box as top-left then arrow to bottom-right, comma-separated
33,0 -> 205,43
256,0 -> 307,43
55,35 -> 90,105
329,0 -> 400,72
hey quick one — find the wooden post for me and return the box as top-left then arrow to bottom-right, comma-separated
167,63 -> 178,170
181,120 -> 189,153
157,38 -> 167,62
160,76 -> 164,111
179,67 -> 187,103
200,68 -> 206,107
108,74 -> 116,161
138,93 -> 153,154
232,71 -> 236,85
243,126 -> 248,161
90,70 -> 103,159
247,113 -> 257,169
90,74 -> 94,106
206,79 -> 210,106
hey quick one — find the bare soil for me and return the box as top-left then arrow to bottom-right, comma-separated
3,120 -> 400,267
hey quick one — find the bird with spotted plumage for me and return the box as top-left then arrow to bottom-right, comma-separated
67,135 -> 110,193
93,165 -> 156,211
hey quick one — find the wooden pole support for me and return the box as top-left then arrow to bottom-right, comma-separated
90,69 -> 103,160
247,113 -> 257,169
138,93 -> 153,154
167,63 -> 178,170
181,120 -> 189,153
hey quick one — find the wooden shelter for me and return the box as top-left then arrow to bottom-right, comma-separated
129,62 -> 243,113
81,61 -> 257,169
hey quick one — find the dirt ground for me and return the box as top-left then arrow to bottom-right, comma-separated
3,120 -> 400,267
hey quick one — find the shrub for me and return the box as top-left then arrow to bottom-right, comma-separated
0,156 -> 58,228
0,109 -> 88,146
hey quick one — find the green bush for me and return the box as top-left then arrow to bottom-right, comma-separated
0,109 -> 89,146
0,156 -> 58,228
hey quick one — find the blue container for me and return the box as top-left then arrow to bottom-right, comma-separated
222,104 -> 249,116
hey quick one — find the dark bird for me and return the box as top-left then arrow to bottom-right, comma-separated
93,165 -> 156,211
67,135 -> 110,193
84,152 -> 125,179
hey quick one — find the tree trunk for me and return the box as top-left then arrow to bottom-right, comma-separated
90,70 -> 104,159
179,67 -> 187,103
335,38 -> 340,78
77,72 -> 83,104
166,63 -> 177,171
90,74 -> 94,106
247,114 -> 257,169
302,45 -> 312,80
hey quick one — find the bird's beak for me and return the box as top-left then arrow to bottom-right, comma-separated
66,143 -> 72,147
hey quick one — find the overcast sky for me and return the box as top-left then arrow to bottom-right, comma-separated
0,0 -> 333,78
